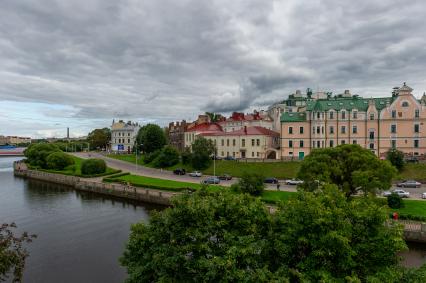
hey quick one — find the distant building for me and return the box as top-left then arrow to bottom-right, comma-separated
184,122 -> 223,149
0,135 -> 31,145
110,120 -> 140,153
219,111 -> 274,132
280,83 -> 426,159
168,120 -> 188,152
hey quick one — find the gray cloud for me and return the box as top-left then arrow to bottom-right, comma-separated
0,0 -> 426,136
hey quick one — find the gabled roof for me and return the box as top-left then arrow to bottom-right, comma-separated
201,126 -> 279,137
280,112 -> 307,123
186,123 -> 223,133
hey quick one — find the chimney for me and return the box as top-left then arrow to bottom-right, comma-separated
244,126 -> 247,134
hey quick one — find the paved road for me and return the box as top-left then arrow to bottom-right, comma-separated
72,152 -> 298,192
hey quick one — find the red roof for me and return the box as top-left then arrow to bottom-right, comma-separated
186,123 -> 223,133
201,126 -> 279,137
225,112 -> 263,122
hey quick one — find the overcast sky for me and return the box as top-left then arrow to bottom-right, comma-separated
1,0 -> 426,138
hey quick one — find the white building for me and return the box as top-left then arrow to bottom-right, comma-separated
110,120 -> 140,153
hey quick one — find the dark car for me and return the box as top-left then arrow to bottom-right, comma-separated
224,156 -> 236,161
202,177 -> 220,184
173,168 -> 186,175
405,156 -> 419,163
264,177 -> 278,184
218,174 -> 232,180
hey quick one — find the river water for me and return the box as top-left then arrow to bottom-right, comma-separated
1,157 -> 426,282
0,157 -> 161,283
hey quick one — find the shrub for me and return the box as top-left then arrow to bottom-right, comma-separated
81,158 -> 106,175
143,150 -> 161,164
24,143 -> 61,168
234,172 -> 265,196
46,152 -> 75,170
181,148 -> 192,165
387,193 -> 403,209
152,146 -> 179,168
386,149 -> 405,171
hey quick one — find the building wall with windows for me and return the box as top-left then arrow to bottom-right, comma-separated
281,83 -> 426,159
110,120 -> 140,153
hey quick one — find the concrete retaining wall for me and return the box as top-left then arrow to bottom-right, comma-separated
14,163 -> 175,206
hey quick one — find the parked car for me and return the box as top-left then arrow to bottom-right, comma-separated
405,156 -> 419,163
397,180 -> 421,188
285,179 -> 304,185
264,177 -> 278,184
382,189 -> 410,198
422,192 -> 426,199
218,174 -> 232,180
173,168 -> 186,175
189,171 -> 202,177
211,155 -> 222,160
202,177 -> 220,184
224,156 -> 236,161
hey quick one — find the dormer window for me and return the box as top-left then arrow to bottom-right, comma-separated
341,111 -> 346,119
370,113 -> 375,120
402,101 -> 409,107
415,109 -> 420,118
329,111 -> 334,119
391,110 -> 396,118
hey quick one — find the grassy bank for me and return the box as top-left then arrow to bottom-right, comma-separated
398,163 -> 426,182
392,199 -> 426,220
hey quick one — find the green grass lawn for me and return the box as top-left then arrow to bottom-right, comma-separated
391,199 -> 426,219
39,155 -> 119,177
398,163 -> 426,182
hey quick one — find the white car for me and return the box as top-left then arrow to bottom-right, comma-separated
382,189 -> 410,198
285,179 -> 304,185
189,171 -> 202,177
422,192 -> 426,199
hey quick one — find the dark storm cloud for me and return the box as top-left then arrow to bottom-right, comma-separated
0,0 -> 426,135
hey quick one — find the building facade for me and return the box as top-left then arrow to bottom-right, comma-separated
110,120 -> 140,153
0,136 -> 31,145
281,83 -> 426,159
219,111 -> 274,132
168,120 -> 188,152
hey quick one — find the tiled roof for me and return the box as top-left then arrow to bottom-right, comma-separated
305,97 -> 393,112
280,112 -> 307,123
186,123 -> 223,133
201,126 -> 279,137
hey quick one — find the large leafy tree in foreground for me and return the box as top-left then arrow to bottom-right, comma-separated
190,137 -> 215,170
121,187 -> 415,282
297,144 -> 396,197
136,124 -> 167,154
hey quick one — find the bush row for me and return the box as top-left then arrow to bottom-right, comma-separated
397,214 -> 426,222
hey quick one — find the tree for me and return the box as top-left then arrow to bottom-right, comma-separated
87,128 -> 110,150
120,190 -> 274,282
181,147 -> 192,165
121,187 -> 418,282
232,172 -> 265,196
136,124 -> 167,154
24,143 -> 61,168
46,152 -> 75,170
190,137 -> 215,170
205,112 -> 221,122
386,149 -> 405,171
81,158 -> 106,175
0,223 -> 36,282
152,146 -> 180,168
387,193 -> 404,209
297,144 -> 397,197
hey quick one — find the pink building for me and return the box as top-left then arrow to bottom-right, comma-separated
281,83 -> 426,159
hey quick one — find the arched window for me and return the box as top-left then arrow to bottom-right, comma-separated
402,101 -> 409,107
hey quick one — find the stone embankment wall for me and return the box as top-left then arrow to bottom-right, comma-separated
13,162 -> 175,206
401,221 -> 426,243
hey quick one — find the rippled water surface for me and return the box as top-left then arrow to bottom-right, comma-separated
0,157 -> 161,283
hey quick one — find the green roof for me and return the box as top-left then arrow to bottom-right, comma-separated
305,97 -> 394,112
280,112 -> 307,122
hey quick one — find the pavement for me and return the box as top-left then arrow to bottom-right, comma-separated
71,152 -> 426,199
71,152 -> 298,192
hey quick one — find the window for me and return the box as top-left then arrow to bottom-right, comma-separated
415,140 -> 419,148
300,127 -> 304,134
321,126 -> 324,134
317,112 -> 320,119
369,132 -> 375,140
289,127 -> 293,134
299,140 -> 304,148
402,101 -> 409,107
257,152 -> 260,157
221,151 -> 224,156
415,109 -> 420,118
352,126 -> 357,134
312,127 -> 315,134
251,139 -> 255,146
316,127 -> 320,134
341,140 -> 346,145
391,125 -> 396,133
233,152 -> 235,157
341,126 -> 346,134
256,139 -> 260,146
329,111 -> 334,119
227,139 -> 229,146
317,141 -> 320,148
128,139 -> 130,143
252,152 -> 254,157
233,139 -> 236,146
370,113 -> 374,120
242,139 -> 245,147
289,140 -> 293,148
415,124 -> 420,133
227,152 -> 229,157
353,140 -> 357,144
312,141 -> 315,148
341,111 -> 346,119
391,140 -> 396,148
370,143 -> 374,149
330,140 -> 334,147
353,111 -> 357,119
392,110 -> 396,118
330,126 -> 334,134
221,139 -> 224,146
128,133 -> 130,136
